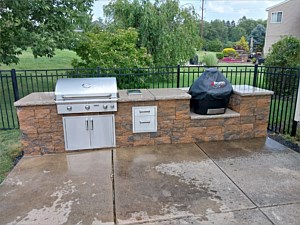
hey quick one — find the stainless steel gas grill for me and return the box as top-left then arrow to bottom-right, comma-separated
55,77 -> 117,114
55,78 -> 117,151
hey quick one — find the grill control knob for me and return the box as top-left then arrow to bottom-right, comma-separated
103,105 -> 108,109
85,105 -> 90,110
110,104 -> 115,109
67,106 -> 72,111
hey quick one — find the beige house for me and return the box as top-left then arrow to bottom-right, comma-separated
264,0 -> 300,54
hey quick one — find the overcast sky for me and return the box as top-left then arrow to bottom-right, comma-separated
92,0 -> 283,22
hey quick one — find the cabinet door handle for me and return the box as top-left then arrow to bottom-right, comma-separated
139,120 -> 151,124
139,110 -> 151,113
85,119 -> 89,130
90,119 -> 94,130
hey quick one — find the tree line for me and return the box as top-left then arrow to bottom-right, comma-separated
203,16 -> 266,53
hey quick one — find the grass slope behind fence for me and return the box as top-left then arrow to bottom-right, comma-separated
0,49 -> 78,70
0,130 -> 21,184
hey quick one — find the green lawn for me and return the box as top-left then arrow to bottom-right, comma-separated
0,49 -> 79,70
0,130 -> 21,184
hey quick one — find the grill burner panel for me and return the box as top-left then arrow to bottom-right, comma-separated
55,78 -> 118,114
57,102 -> 117,114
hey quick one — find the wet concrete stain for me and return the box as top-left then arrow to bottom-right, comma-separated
155,161 -> 224,214
114,143 -> 256,224
7,180 -> 78,225
0,151 -> 114,225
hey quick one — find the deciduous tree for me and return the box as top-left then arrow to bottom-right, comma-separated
264,36 -> 300,95
104,0 -> 201,66
265,36 -> 300,67
0,0 -> 94,65
72,28 -> 153,69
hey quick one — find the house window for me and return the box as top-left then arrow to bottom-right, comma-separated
271,12 -> 283,23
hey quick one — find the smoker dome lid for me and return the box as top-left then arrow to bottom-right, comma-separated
188,68 -> 233,100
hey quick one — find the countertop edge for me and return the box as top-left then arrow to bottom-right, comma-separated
14,92 -> 56,107
232,85 -> 274,96
14,85 -> 273,106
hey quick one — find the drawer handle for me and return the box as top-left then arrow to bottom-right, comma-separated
139,110 -> 151,113
139,120 -> 151,124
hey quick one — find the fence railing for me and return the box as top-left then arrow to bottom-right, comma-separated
0,65 -> 299,135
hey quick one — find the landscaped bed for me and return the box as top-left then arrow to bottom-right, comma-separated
0,130 -> 22,184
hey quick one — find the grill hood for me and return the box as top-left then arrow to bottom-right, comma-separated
55,78 -> 117,102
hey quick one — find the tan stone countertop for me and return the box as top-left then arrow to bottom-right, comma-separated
14,92 -> 55,107
181,85 -> 274,96
13,85 -> 272,107
232,85 -> 274,96
118,88 -> 191,102
148,88 -> 191,100
118,89 -> 155,102
14,88 -> 191,106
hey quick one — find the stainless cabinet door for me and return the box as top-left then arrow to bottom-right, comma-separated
90,115 -> 115,148
63,116 -> 91,150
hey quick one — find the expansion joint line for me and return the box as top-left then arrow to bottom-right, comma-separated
198,145 -> 275,225
111,149 -> 117,224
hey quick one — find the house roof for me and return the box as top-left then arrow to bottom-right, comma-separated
266,0 -> 290,11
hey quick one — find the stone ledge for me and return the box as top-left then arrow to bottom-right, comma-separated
118,89 -> 155,102
149,88 -> 191,100
14,92 -> 55,107
190,109 -> 240,120
233,85 -> 274,96
182,85 -> 274,97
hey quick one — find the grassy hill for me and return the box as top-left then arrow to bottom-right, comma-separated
0,49 -> 79,70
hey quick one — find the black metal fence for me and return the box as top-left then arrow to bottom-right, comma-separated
0,65 -> 299,135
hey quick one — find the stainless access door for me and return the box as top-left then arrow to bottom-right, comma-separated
63,115 -> 115,150
90,115 -> 115,148
63,116 -> 91,150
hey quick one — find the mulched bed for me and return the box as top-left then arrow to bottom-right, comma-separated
13,151 -> 24,166
268,133 -> 300,153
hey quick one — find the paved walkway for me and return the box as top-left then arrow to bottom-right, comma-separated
0,138 -> 300,225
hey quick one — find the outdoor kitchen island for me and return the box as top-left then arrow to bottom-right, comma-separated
15,85 -> 273,155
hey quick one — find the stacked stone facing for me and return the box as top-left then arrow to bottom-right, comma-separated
15,86 -> 273,155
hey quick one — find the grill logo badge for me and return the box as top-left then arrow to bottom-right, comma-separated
82,83 -> 92,88
210,81 -> 225,89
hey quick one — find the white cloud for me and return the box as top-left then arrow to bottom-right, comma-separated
207,1 -> 234,14
237,8 -> 250,16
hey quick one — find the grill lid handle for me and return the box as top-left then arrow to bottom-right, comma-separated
62,94 -> 112,99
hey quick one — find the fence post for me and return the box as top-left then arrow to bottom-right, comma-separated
97,66 -> 100,77
253,63 -> 258,87
291,68 -> 300,136
291,121 -> 298,136
11,69 -> 19,101
176,64 -> 180,88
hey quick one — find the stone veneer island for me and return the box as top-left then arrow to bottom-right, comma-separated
14,85 -> 273,155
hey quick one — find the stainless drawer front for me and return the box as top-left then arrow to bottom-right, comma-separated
132,106 -> 157,133
134,106 -> 156,116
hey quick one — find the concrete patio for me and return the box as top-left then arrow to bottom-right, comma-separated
0,138 -> 300,225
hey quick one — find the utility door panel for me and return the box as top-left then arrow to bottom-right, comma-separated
63,115 -> 115,151
63,116 -> 91,150
90,115 -> 115,148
